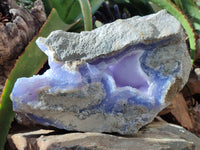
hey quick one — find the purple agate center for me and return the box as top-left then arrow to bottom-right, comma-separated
86,49 -> 150,94
106,52 -> 149,92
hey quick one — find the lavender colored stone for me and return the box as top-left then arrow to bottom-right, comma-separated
11,10 -> 191,134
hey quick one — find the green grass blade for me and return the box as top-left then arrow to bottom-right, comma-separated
181,0 -> 200,34
78,0 -> 92,31
173,0 -> 184,11
149,0 -> 196,62
0,8 -> 80,149
50,0 -> 103,27
49,0 -> 77,24
90,0 -> 103,15
196,1 -> 200,7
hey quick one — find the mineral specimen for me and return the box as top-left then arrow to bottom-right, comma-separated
11,10 -> 191,134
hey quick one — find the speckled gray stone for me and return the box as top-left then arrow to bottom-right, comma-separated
11,10 -> 192,135
6,120 -> 200,150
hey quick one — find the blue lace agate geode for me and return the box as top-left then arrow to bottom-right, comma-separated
11,10 -> 191,134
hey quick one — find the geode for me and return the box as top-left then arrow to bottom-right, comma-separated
11,10 -> 191,134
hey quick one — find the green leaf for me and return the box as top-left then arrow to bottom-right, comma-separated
196,1 -> 200,8
90,0 -> 104,15
180,0 -> 200,34
49,0 -> 78,24
78,0 -> 92,31
106,0 -> 130,3
172,0 -> 183,11
49,0 -> 103,24
42,0 -> 53,15
0,8 -> 80,150
148,0 -> 196,62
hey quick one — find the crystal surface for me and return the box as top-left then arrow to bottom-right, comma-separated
11,10 -> 191,134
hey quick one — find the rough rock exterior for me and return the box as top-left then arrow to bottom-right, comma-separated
11,10 -> 191,134
6,120 -> 200,150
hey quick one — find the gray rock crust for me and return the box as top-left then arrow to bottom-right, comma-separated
37,10 -> 182,62
11,10 -> 192,135
6,120 -> 200,150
